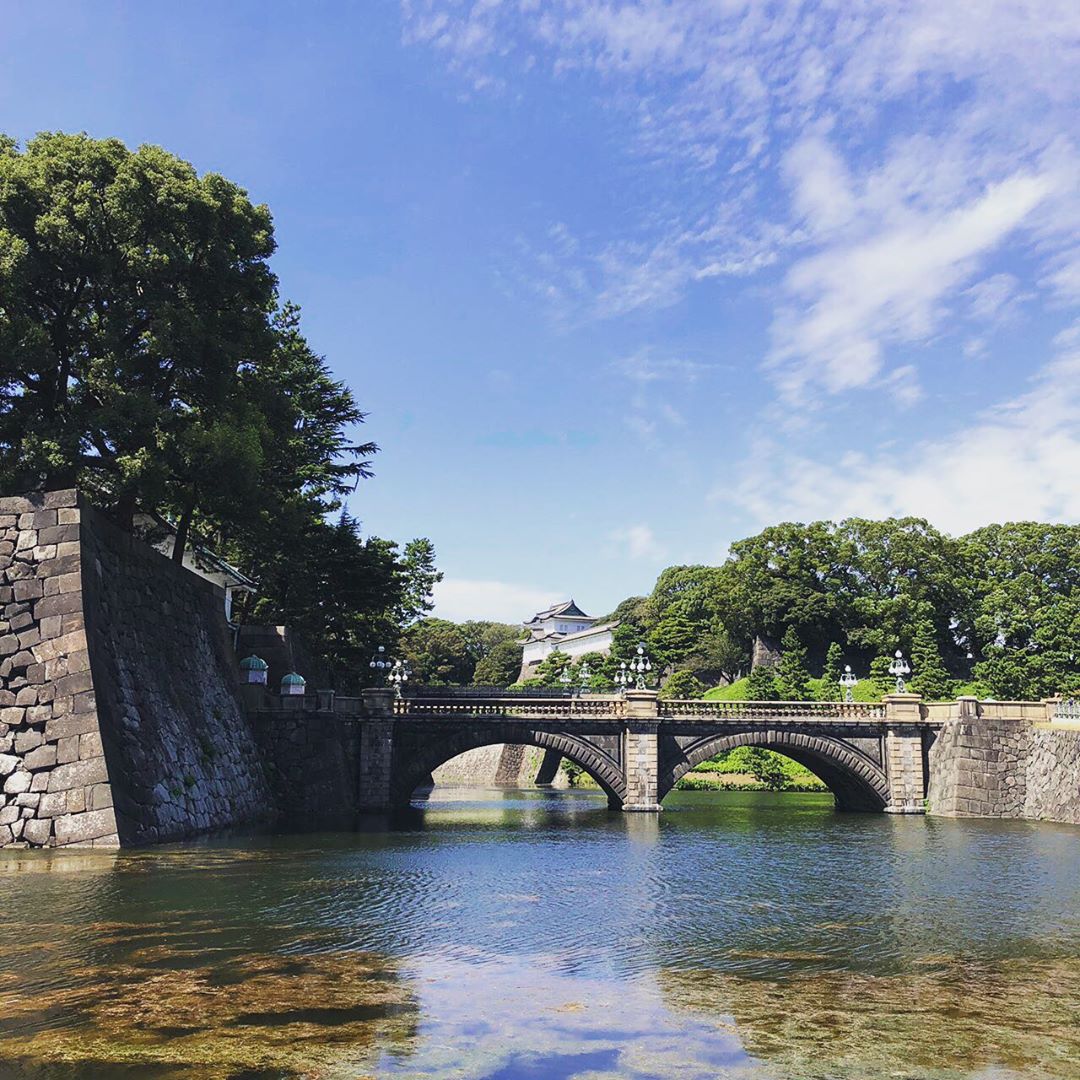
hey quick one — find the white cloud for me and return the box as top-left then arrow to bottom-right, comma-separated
730,349 -> 1080,535
771,163 -> 1060,400
432,578 -> 561,624
609,523 -> 664,561
405,0 -> 1080,402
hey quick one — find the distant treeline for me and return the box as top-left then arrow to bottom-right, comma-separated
406,518 -> 1080,702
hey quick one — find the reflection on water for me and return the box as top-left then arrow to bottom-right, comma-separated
1,788 -> 1079,1078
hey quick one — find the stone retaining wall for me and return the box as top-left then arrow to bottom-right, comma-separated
1,490 -> 273,848
927,718 -> 1080,824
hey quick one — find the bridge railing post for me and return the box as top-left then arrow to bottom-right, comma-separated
883,692 -> 926,814
622,690 -> 662,812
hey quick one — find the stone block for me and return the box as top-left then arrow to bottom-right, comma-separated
26,705 -> 51,725
22,817 -> 51,845
54,809 -> 116,846
66,649 -> 90,675
14,687 -> 37,707
0,707 -> 24,726
3,770 -> 32,794
33,592 -> 82,619
53,670 -> 93,698
23,744 -> 57,770
37,524 -> 77,546
14,729 -> 43,752
0,497 -> 37,514
29,773 -> 48,792
12,579 -> 42,602
0,754 -> 17,776
89,783 -> 113,811
32,628 -> 87,664
37,791 -> 68,817
57,507 -> 79,525
79,730 -> 104,759
31,545 -> 57,561
43,490 -> 78,510
45,712 -> 97,742
0,634 -> 18,657
57,736 -> 79,764
47,756 -> 108,793
55,572 -> 82,595
31,510 -> 57,529
0,805 -> 20,826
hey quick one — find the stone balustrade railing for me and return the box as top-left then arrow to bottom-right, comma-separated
657,699 -> 887,721
249,688 -> 1067,726
394,695 -> 627,720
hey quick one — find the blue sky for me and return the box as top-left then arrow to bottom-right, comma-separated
2,1 -> 1079,622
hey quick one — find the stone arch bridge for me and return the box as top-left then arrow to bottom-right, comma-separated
346,689 -> 935,814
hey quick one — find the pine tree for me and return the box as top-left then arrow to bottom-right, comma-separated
870,654 -> 894,698
777,627 -> 813,700
910,620 -> 953,701
746,663 -> 780,701
819,641 -> 845,701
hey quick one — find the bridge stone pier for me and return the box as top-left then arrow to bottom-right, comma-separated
344,688 -> 935,814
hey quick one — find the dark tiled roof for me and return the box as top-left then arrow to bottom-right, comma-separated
525,599 -> 591,624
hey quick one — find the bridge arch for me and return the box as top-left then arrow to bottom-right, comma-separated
390,723 -> 627,809
660,729 -> 890,811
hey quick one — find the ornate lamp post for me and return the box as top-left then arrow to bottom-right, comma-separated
388,658 -> 411,698
629,642 -> 652,690
369,645 -> 390,686
559,665 -> 572,690
614,661 -> 632,693
578,660 -> 592,696
888,649 -> 911,694
839,664 -> 858,703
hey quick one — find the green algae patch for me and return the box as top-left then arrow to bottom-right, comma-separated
0,949 -> 419,1079
660,957 -> 1080,1080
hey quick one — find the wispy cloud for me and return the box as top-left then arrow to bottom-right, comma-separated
729,343 -> 1080,535
404,0 -> 1080,403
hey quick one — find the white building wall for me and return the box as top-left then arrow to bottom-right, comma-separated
521,627 -> 615,668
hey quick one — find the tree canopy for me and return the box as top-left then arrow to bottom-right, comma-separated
0,133 -> 440,687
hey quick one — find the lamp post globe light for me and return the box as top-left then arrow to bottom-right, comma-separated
839,664 -> 858,703
579,660 -> 592,696
889,650 -> 912,694
615,661 -> 632,693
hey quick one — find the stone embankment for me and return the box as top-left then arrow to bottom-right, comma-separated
1,490 -> 272,848
928,713 -> 1080,824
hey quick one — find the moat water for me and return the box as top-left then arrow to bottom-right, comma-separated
2,788 -> 1080,1079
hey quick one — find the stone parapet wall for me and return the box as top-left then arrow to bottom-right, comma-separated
927,718 -> 1080,824
1,489 -> 273,848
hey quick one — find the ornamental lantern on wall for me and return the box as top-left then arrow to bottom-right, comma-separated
280,672 -> 307,696
239,655 -> 269,686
